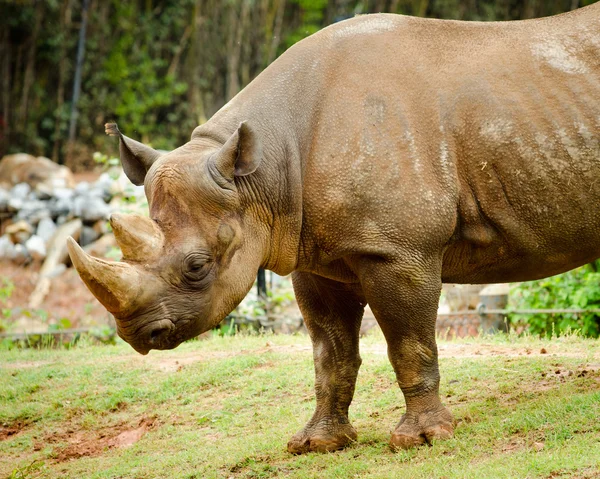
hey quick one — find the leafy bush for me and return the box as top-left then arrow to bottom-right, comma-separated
510,261 -> 600,338
0,277 -> 14,333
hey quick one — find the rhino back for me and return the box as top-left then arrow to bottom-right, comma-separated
290,7 -> 600,283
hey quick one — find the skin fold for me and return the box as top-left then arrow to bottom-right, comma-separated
69,5 -> 600,453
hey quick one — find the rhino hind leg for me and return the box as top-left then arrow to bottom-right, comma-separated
287,272 -> 365,454
358,255 -> 454,450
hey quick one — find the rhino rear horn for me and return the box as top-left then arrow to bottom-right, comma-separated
211,122 -> 262,181
105,123 -> 160,186
110,213 -> 164,262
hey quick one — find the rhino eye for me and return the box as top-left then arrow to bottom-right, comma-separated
183,252 -> 211,282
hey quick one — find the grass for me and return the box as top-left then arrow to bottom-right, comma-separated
1,331 -> 599,479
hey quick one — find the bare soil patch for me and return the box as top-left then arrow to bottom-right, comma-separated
45,416 -> 157,462
2,261 -> 110,329
0,420 -> 30,442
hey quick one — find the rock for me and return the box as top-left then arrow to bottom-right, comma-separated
80,225 -> 100,247
0,235 -> 15,259
25,234 -> 46,261
15,199 -> 50,225
96,172 -> 116,197
6,220 -> 33,244
73,195 -> 111,223
12,243 -> 30,265
0,154 -> 36,186
34,182 -> 53,200
10,182 -> 31,200
49,196 -> 74,219
443,284 -> 485,311
0,154 -> 75,189
0,188 -> 9,211
7,197 -> 23,212
52,187 -> 75,201
36,217 -> 57,244
74,181 -> 90,196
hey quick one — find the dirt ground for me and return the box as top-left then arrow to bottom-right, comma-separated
2,261 -> 112,330
2,339 -> 599,464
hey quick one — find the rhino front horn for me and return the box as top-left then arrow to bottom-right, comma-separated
66,237 -> 141,315
109,213 -> 163,262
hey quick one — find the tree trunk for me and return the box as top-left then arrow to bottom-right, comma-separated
18,4 -> 43,134
1,28 -> 11,155
226,0 -> 251,100
67,0 -> 91,147
226,3 -> 240,101
267,0 -> 286,65
52,0 -> 74,163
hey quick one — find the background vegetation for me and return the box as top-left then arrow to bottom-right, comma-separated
1,0 -> 596,169
511,261 -> 600,339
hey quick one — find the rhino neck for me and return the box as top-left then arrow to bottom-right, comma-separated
190,42 -> 330,276
191,115 -> 304,277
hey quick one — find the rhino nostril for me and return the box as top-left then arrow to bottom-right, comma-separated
149,326 -> 170,344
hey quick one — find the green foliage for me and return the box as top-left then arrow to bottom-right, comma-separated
285,0 -> 329,48
510,261 -> 600,338
0,277 -> 15,333
1,0 -> 585,164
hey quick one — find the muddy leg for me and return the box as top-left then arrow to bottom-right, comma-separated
287,272 -> 364,454
359,255 -> 453,450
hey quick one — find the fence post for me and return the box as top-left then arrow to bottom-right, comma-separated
478,283 -> 509,333
257,268 -> 267,300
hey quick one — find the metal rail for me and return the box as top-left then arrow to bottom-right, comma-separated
2,308 -> 600,340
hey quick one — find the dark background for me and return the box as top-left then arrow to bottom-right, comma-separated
0,0 -> 596,169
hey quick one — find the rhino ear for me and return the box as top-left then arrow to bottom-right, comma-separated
211,122 -> 262,181
105,123 -> 161,186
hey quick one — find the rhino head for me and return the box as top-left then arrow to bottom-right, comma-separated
67,122 -> 272,354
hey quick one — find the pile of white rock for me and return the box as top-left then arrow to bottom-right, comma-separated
0,154 -> 145,265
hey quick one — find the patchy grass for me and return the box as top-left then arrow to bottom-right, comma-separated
1,332 -> 600,479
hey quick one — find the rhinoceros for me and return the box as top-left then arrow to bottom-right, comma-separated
68,4 -> 600,453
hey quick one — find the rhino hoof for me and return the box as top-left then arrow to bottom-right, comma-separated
389,409 -> 454,451
287,424 -> 357,454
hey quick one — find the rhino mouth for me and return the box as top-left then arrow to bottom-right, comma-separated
123,317 -> 197,354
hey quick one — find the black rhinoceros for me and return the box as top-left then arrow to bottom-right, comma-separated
68,4 -> 600,453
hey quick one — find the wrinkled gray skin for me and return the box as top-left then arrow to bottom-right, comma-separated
69,5 -> 600,453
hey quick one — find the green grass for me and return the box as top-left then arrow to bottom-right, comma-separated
1,332 -> 599,479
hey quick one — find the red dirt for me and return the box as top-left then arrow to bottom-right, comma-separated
45,416 -> 157,462
0,420 -> 30,441
2,261 -> 111,329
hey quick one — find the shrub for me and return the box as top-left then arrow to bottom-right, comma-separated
510,261 -> 600,338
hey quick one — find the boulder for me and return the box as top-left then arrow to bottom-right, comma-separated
49,196 -> 74,219
6,220 -> 33,244
25,234 -> 46,261
0,154 -> 75,190
0,234 -> 15,259
73,195 -> 111,223
15,199 -> 50,225
36,217 -> 57,244
9,182 -> 31,200
12,243 -> 30,265
0,188 -> 8,211
80,225 -> 100,246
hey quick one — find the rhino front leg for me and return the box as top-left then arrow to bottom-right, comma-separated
359,255 -> 453,450
287,272 -> 364,454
